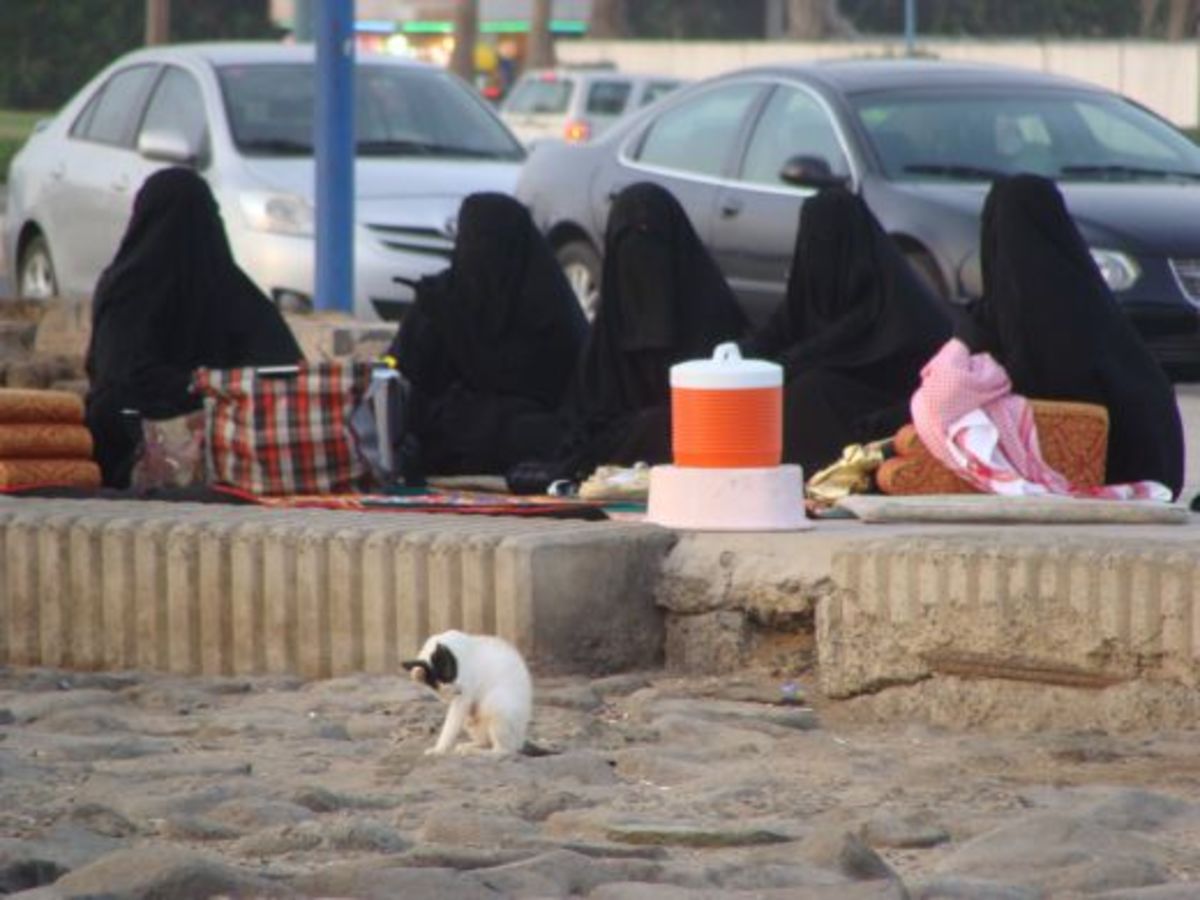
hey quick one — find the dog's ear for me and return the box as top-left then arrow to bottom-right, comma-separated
429,643 -> 458,688
401,659 -> 430,685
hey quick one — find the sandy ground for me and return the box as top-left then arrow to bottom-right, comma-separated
1,665 -> 1199,898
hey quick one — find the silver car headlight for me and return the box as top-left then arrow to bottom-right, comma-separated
239,192 -> 315,237
1089,248 -> 1140,292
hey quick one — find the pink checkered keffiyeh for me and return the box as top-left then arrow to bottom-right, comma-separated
193,363 -> 373,495
911,339 -> 1171,502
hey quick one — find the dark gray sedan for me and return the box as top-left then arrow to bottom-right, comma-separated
516,59 -> 1200,372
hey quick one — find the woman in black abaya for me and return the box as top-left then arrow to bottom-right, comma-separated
959,173 -> 1184,496
743,188 -> 952,473
85,167 -> 302,488
385,192 -> 587,475
551,181 -> 749,476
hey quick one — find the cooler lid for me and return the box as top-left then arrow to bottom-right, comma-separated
670,342 -> 782,390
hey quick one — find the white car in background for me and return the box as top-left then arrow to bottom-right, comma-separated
4,42 -> 526,321
500,67 -> 682,147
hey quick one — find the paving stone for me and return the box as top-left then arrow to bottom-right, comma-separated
47,846 -> 292,898
603,821 -> 794,848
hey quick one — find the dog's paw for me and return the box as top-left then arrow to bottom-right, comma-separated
423,747 -> 446,756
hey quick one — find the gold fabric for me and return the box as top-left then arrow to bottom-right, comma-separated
805,438 -> 892,505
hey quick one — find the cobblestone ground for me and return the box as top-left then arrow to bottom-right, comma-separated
1,666 -> 1199,899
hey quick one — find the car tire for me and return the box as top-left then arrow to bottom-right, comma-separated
556,239 -> 602,320
18,234 -> 59,300
904,247 -> 948,300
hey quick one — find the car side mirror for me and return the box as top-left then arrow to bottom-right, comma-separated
779,154 -> 848,190
137,127 -> 200,165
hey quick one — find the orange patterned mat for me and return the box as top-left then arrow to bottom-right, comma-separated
0,459 -> 101,490
0,424 -> 93,459
0,389 -> 85,424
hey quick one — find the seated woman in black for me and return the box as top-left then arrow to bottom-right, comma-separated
85,167 -> 303,488
959,174 -> 1184,497
547,181 -> 749,479
742,188 -> 952,473
385,192 -> 588,475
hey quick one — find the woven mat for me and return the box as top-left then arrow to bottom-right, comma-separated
213,486 -> 608,520
838,493 -> 1191,525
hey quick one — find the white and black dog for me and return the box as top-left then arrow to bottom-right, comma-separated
403,630 -> 532,756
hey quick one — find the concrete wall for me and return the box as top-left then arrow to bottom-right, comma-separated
557,39 -> 1200,127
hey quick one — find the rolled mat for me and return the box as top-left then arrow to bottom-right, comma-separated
0,388 -> 85,425
0,424 -> 94,459
0,459 -> 102,490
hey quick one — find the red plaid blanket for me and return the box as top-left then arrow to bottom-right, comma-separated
193,363 -> 372,495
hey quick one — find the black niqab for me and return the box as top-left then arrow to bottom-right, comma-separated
384,192 -> 588,475
391,192 -> 586,410
959,174 -> 1183,496
85,167 -> 302,486
741,188 -> 951,472
569,182 -> 748,426
743,187 -> 951,382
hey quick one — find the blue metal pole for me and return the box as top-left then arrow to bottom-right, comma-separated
315,0 -> 355,313
904,0 -> 917,57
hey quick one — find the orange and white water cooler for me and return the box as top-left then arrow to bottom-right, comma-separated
646,342 -> 810,530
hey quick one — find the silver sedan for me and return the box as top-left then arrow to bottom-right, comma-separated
4,42 -> 526,320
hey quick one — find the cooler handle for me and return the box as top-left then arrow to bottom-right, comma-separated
713,342 -> 742,363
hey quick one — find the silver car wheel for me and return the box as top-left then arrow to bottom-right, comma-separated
19,238 -> 58,299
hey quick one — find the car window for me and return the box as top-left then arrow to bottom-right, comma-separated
585,80 -> 632,116
1074,101 -> 1178,161
634,82 -> 761,178
218,63 -> 523,160
503,76 -> 574,115
740,86 -> 849,186
855,89 -> 1200,182
140,66 -> 209,157
70,65 -> 158,147
640,81 -> 681,107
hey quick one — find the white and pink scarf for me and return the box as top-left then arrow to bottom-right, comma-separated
911,339 -> 1171,502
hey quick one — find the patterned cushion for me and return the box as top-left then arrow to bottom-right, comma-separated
877,400 -> 1108,495
0,388 -> 84,424
0,459 -> 101,490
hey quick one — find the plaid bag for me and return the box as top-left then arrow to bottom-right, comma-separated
193,363 -> 373,495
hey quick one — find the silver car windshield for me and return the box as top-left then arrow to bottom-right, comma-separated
217,63 -> 525,161
855,89 -> 1200,183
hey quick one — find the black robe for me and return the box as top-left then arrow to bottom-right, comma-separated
557,181 -> 749,473
742,188 -> 952,473
959,173 -> 1184,496
85,167 -> 302,488
386,192 -> 588,475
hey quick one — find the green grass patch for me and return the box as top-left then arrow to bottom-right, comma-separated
0,109 -> 53,184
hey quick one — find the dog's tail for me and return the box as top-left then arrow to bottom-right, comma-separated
521,740 -> 560,757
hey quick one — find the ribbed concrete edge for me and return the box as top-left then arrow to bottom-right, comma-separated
0,499 -> 674,679
818,531 -> 1200,698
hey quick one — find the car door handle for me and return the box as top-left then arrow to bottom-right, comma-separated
49,162 -> 65,181
719,197 -> 744,218
110,175 -> 130,194
605,184 -> 628,203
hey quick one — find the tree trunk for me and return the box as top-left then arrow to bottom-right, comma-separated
450,0 -> 478,84
1165,0 -> 1198,38
145,0 -> 170,45
527,0 -> 556,68
787,0 -> 855,39
1139,0 -> 1161,35
588,0 -> 627,39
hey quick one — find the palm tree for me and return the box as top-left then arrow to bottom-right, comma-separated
527,0 -> 555,68
786,0 -> 855,39
588,0 -> 627,39
450,0 -> 479,83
